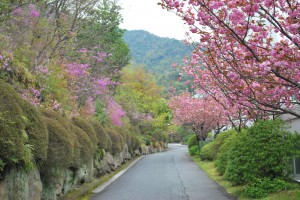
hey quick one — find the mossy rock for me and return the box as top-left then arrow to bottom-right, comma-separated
105,128 -> 124,155
72,117 -> 97,148
90,119 -> 112,151
42,117 -> 73,168
70,125 -> 94,166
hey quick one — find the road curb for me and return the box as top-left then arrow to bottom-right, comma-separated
92,155 -> 144,194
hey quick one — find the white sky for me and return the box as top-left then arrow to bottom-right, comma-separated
118,0 -> 191,40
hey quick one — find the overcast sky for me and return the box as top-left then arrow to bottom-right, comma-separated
118,0 -> 191,40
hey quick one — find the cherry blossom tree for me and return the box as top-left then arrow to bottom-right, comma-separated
169,93 -> 228,140
160,0 -> 300,118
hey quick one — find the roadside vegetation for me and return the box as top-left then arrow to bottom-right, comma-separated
188,120 -> 300,199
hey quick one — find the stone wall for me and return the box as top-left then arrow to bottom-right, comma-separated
0,144 -> 167,200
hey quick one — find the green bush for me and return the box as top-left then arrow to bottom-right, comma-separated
189,145 -> 200,156
224,120 -> 300,185
42,117 -> 74,168
127,134 -> 141,152
71,125 -> 94,166
72,117 -> 97,149
188,134 -> 198,148
198,129 -> 233,161
106,128 -> 124,155
209,129 -> 237,160
40,109 -> 71,132
199,142 -> 214,160
90,119 -> 112,151
142,135 -> 153,146
0,79 -> 47,172
21,102 -> 48,162
215,131 -> 238,175
244,178 -> 293,198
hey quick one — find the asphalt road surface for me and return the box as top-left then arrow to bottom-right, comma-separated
91,144 -> 234,200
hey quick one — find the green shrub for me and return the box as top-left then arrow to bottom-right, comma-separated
21,103 -> 48,162
127,134 -> 141,152
197,129 -> 233,161
215,131 -> 238,175
188,134 -> 198,148
72,117 -> 97,149
189,145 -> 200,156
224,120 -> 300,185
94,148 -> 106,161
0,80 -> 36,171
71,125 -> 94,166
90,119 -> 112,150
142,135 -> 153,146
40,109 -> 71,132
244,178 -> 293,198
199,142 -> 214,160
209,129 -> 237,160
106,128 -> 124,155
42,117 -> 74,168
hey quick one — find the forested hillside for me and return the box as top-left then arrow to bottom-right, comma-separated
123,30 -> 193,93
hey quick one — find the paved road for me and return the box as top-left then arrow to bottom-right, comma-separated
91,144 -> 234,200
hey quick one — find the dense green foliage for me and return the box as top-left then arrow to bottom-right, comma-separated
199,142 -> 214,160
106,128 -> 124,155
196,120 -> 300,198
224,120 -> 300,185
90,119 -> 112,151
123,30 -> 193,93
188,145 -> 200,156
42,117 -> 74,168
188,134 -> 198,148
72,117 -> 98,149
215,131 -> 238,175
244,178 -> 294,198
200,129 -> 237,161
0,80 -> 48,173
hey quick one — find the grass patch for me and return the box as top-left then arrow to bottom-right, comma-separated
62,156 -> 141,200
191,156 -> 300,200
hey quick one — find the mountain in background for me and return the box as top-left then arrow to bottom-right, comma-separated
123,30 -> 193,94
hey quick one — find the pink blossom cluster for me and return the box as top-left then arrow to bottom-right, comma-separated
161,0 -> 300,118
169,93 -> 228,135
12,4 -> 40,18
20,88 -> 43,106
34,65 -> 49,74
28,4 -> 40,18
93,77 -> 117,95
0,54 -> 11,71
92,51 -> 112,63
65,63 -> 90,78
106,99 -> 126,126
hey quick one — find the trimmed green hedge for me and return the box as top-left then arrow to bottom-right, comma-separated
188,134 -> 198,148
90,119 -> 112,151
105,128 -> 124,155
0,79 -> 48,173
21,101 -> 48,161
42,117 -> 73,168
215,131 -> 238,175
72,117 -> 97,149
71,125 -> 94,166
199,129 -> 237,161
